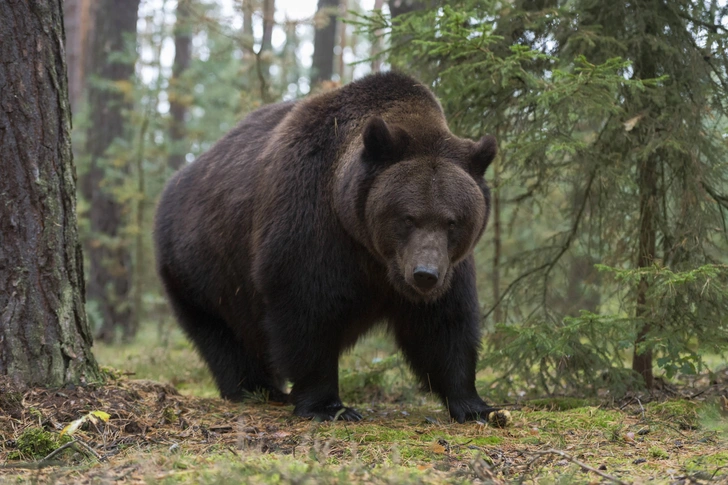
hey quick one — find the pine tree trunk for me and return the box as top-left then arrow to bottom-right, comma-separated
491,155 -> 503,324
388,0 -> 426,18
243,0 -> 253,38
631,6 -> 659,389
62,0 -> 93,113
255,0 -> 275,101
0,0 -> 100,386
168,0 -> 192,171
337,0 -> 347,83
81,0 -> 141,344
261,0 -> 275,53
370,0 -> 385,73
633,155 -> 657,388
242,0 -> 254,60
311,0 -> 339,86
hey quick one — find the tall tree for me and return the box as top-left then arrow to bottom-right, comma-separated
261,0 -> 275,54
63,0 -> 93,113
370,0 -> 385,73
311,0 -> 339,85
0,0 -> 100,386
242,0 -> 254,57
255,0 -> 275,101
81,0 -> 142,344
366,0 -> 728,394
388,0 -> 425,18
168,0 -> 193,171
560,0 -> 728,387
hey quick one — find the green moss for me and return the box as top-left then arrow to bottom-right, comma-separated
525,407 -> 623,434
646,400 -> 700,429
648,446 -> 669,459
685,450 -> 728,480
8,428 -> 73,460
470,436 -> 504,446
99,365 -> 123,381
697,400 -> 728,436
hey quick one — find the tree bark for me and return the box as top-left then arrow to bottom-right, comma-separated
337,0 -> 347,83
261,0 -> 275,54
242,0 -> 254,59
0,0 -> 100,386
62,0 -> 93,113
388,0 -> 426,18
633,155 -> 657,388
630,6 -> 659,389
243,0 -> 253,39
311,0 -> 339,86
81,0 -> 141,344
255,0 -> 275,100
491,155 -> 503,324
370,0 -> 385,73
168,0 -> 192,171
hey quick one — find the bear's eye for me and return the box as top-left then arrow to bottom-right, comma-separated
448,220 -> 457,231
404,216 -> 415,228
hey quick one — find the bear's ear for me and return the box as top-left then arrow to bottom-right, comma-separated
469,135 -> 497,178
362,117 -> 408,165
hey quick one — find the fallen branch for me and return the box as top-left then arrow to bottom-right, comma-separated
42,438 -> 106,463
527,448 -> 628,485
0,460 -> 64,470
40,440 -> 79,462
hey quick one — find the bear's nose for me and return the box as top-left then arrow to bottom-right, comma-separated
413,265 -> 439,290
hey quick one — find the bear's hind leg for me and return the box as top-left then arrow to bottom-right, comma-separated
174,300 -> 287,402
161,271 -> 286,402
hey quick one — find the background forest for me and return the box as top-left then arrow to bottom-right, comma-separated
67,0 -> 728,398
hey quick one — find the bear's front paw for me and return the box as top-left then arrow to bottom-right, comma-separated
294,401 -> 363,422
448,398 -> 498,424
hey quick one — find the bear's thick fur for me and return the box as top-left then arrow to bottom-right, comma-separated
154,72 -> 498,422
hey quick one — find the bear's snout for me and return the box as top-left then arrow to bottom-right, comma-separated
400,229 -> 449,297
413,265 -> 439,290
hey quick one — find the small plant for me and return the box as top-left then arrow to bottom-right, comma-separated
8,428 -> 72,460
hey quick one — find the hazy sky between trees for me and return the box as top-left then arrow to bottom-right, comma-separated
139,0 -> 379,103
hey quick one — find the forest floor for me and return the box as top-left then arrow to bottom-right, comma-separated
1,325 -> 727,484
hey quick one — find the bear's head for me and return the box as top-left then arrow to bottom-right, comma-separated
341,116 -> 497,303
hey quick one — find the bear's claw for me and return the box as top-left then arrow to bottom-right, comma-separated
448,398 -> 499,424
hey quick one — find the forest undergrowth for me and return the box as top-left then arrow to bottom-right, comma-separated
1,325 -> 727,484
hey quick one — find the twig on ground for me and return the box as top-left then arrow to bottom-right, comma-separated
0,461 -> 65,470
527,449 -> 628,485
69,438 -> 106,462
619,396 -> 635,410
0,438 -> 104,470
40,440 -> 79,462
712,465 -> 728,479
469,456 -> 504,484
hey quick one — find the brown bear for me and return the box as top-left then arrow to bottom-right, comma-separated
154,72 -> 498,422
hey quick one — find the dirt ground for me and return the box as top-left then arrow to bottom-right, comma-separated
1,370 -> 727,484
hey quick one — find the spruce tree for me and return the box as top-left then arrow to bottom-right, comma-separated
359,0 -> 728,394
